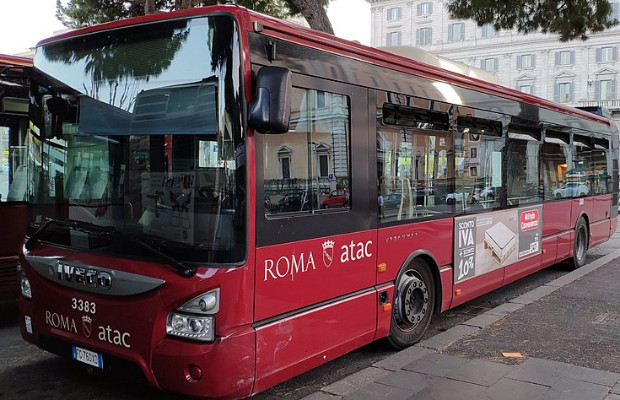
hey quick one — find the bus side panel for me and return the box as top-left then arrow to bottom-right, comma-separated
590,219 -> 611,248
450,269 -> 503,308
557,231 -> 573,261
503,254 -> 543,286
571,197 -> 593,227
0,203 -> 28,301
254,291 -> 376,394
254,231 -> 376,321
542,201 -> 572,237
541,235 -> 558,268
374,284 -> 394,339
376,218 -> 453,286
439,267 -> 453,312
591,194 -> 613,223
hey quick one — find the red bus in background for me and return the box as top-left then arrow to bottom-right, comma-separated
18,5 -> 618,399
0,54 -> 30,302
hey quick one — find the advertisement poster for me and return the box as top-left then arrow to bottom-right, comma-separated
454,205 -> 542,283
141,172 -> 195,243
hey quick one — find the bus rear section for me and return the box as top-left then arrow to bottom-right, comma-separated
0,54 -> 30,302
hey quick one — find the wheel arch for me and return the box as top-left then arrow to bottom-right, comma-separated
399,249 -> 443,316
576,211 -> 591,245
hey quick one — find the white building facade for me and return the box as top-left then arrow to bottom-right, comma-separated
368,0 -> 620,121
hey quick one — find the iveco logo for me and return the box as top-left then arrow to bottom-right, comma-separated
56,263 -> 112,290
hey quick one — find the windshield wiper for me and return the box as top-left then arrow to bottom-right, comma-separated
25,218 -> 196,277
113,229 -> 196,278
25,218 -> 59,251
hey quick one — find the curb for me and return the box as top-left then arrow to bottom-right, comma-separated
305,246 -> 620,399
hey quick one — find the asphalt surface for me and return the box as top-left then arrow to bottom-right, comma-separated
302,231 -> 620,399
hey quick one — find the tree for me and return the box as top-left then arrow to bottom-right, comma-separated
56,0 -> 333,34
446,0 -> 618,42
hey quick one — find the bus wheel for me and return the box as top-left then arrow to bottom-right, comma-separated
388,259 -> 435,350
570,217 -> 589,269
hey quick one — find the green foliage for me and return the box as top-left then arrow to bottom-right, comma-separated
446,0 -> 618,41
56,0 -> 324,29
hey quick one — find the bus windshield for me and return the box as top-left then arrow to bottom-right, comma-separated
27,15 -> 246,265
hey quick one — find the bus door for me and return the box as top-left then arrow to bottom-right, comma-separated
253,73 -> 375,388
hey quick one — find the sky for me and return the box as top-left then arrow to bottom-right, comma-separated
0,0 -> 370,56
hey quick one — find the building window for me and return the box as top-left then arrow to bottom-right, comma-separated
481,24 -> 498,38
387,31 -> 401,46
417,2 -> 432,16
448,23 -> 465,42
266,88 -> 351,216
517,54 -> 536,69
470,147 -> 478,159
612,2 -> 620,21
597,46 -> 617,63
555,50 -> 575,66
277,146 -> 292,179
554,82 -> 574,103
596,79 -> 616,100
480,57 -> 499,72
517,84 -> 534,95
387,7 -> 402,21
416,27 -> 432,45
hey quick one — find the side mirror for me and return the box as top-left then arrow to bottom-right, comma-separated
248,66 -> 292,134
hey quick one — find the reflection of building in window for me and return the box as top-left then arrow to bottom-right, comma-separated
469,166 -> 477,177
277,145 -> 292,179
315,143 -> 330,177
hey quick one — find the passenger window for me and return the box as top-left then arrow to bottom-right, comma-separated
264,87 -> 351,216
541,130 -> 570,200
571,135 -> 610,196
377,101 -> 453,221
457,116 -> 503,212
506,126 -> 541,206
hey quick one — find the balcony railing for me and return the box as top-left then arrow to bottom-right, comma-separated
575,100 -> 620,110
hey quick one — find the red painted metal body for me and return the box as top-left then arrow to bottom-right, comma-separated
0,54 -> 31,302
17,5 -> 618,400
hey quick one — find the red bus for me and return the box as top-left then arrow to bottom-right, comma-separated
0,54 -> 30,302
18,5 -> 618,399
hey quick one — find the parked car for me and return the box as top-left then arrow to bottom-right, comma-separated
275,191 -> 318,212
553,182 -> 589,198
473,186 -> 498,202
321,189 -> 349,209
446,190 -> 470,205
383,193 -> 405,211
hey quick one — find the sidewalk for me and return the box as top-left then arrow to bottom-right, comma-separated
304,239 -> 620,400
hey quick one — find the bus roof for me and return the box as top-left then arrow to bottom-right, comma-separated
35,5 -> 613,128
0,54 -> 32,67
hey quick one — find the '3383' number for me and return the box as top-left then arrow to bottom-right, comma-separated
71,298 -> 96,314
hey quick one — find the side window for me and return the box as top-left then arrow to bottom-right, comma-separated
591,139 -> 611,194
570,135 -> 609,197
264,87 -> 350,216
505,126 -> 541,206
541,130 -> 570,200
378,101 -> 453,222
457,116 -> 503,211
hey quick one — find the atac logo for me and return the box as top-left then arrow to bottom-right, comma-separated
82,315 -> 92,338
322,240 -> 335,268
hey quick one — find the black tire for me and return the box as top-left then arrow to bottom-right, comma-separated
387,258 -> 435,350
570,217 -> 589,269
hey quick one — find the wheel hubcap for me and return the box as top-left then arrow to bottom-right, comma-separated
395,273 -> 428,328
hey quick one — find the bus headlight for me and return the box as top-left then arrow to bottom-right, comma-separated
166,288 -> 219,342
166,313 -> 214,342
18,265 -> 32,299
